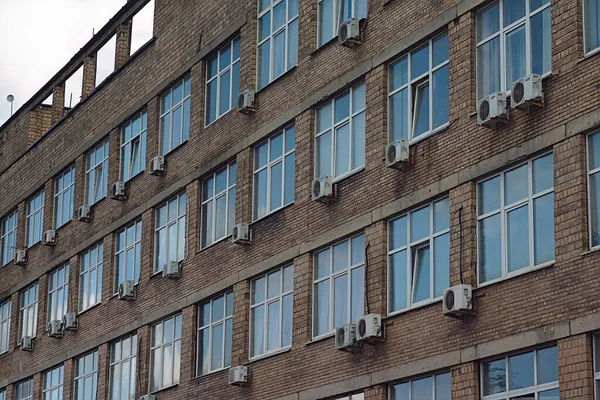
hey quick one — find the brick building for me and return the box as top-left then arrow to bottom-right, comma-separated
1,0 -> 600,399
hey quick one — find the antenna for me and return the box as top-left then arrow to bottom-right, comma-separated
6,94 -> 14,116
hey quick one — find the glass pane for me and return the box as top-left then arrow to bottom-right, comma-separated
390,88 -> 408,141
267,300 -> 280,351
352,83 -> 366,113
252,305 -> 265,356
508,351 -> 534,390
412,246 -> 430,303
333,275 -> 348,328
282,294 -> 292,347
219,70 -> 231,116
335,92 -> 350,123
477,2 -> 500,41
530,0 -> 549,10
435,373 -> 451,400
318,0 -> 335,46
505,25 -> 527,90
479,214 -> 502,282
479,176 -> 501,215
482,359 -> 506,395
255,169 -> 268,219
212,295 -> 225,321
211,323 -> 224,369
413,82 -> 430,137
284,153 -> 295,205
410,206 -> 430,241
316,130 -> 332,177
412,376 -> 433,399
215,195 -> 227,239
224,318 -> 232,368
432,34 -> 449,67
433,233 -> 449,297
207,55 -> 218,79
389,58 -> 408,91
333,241 -> 349,272
433,198 -> 449,232
390,216 -> 407,249
267,270 -> 281,299
350,266 -> 364,322
411,44 -> 429,78
534,193 -> 554,265
584,0 -> 600,53
232,62 -> 240,107
533,153 -> 553,193
259,0 -> 270,13
504,0 -> 526,26
253,276 -> 266,304
531,7 -> 552,75
317,102 -> 332,133
198,328 -> 209,374
273,1 -> 286,30
270,162 -> 283,211
432,65 -> 449,129
273,31 -> 286,78
314,280 -> 330,336
270,133 -> 283,161
315,249 -> 331,279
288,19 -> 299,69
477,37 -> 501,100
258,40 -> 270,89
537,346 -> 558,384
351,112 -> 365,170
351,235 -> 364,265
507,205 -> 530,272
391,382 -> 410,400
505,164 -> 528,205
538,389 -> 560,400
259,12 -> 271,42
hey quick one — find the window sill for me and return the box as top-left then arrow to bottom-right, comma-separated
331,166 -> 365,185
77,302 -> 102,316
305,332 -> 335,346
407,123 -> 451,146
123,169 -> 145,184
197,234 -> 232,254
311,37 -> 338,56
55,219 -> 72,232
87,196 -> 107,208
251,201 -> 295,225
581,247 -> 600,257
150,383 -> 179,395
248,346 -> 291,364
385,297 -> 442,318
26,241 -> 42,250
205,108 -> 235,129
191,366 -> 229,381
162,139 -> 190,158
256,66 -> 297,94
578,47 -> 600,65
477,260 -> 555,289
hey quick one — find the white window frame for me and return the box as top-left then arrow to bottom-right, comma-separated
74,350 -> 98,400
43,365 -> 64,400
477,153 -> 555,286
1,210 -> 18,267
312,234 -> 365,339
205,37 -> 241,126
154,192 -> 186,274
201,162 -> 236,248
160,76 -> 191,155
317,0 -> 367,47
79,242 -> 103,313
583,0 -> 600,56
197,291 -> 234,376
475,0 -> 552,100
388,372 -> 451,399
15,378 -> 33,400
0,299 -> 11,355
19,282 -> 39,341
85,139 -> 109,205
387,198 -> 450,315
388,33 -> 449,144
120,111 -> 147,182
114,219 -> 142,293
587,130 -> 600,250
256,0 -> 299,89
26,190 -> 45,248
480,347 -> 559,400
314,81 -> 366,182
250,265 -> 294,359
150,314 -> 182,392
47,264 -> 70,324
253,124 -> 296,221
54,165 -> 76,229
110,333 -> 137,400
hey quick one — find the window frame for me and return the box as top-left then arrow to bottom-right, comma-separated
109,333 -> 138,400
252,124 -> 296,221
43,365 -> 64,400
0,299 -> 11,355
26,190 -> 45,248
85,139 -> 110,205
476,152 -> 555,286
594,333 -> 600,399
0,389 -> 4,400
47,264 -> 70,324
387,197 -> 450,315
114,219 -> 142,293
120,110 -> 147,182
74,350 -> 99,400
583,0 -> 600,56
14,378 -> 33,400
317,0 -> 367,47
1,210 -> 18,267
79,242 -> 103,313
475,0 -> 552,100
205,37 -> 241,126
314,81 -> 366,182
54,165 -> 76,230
154,192 -> 187,274
587,130 -> 600,251
149,314 -> 182,392
200,162 -> 237,249
160,76 -> 191,156
387,372 -> 451,400
197,291 -> 234,376
19,282 -> 39,341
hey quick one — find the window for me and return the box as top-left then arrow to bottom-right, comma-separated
14,379 -> 33,400
587,131 -> 600,248
476,0 -> 551,100
250,265 -> 293,358
332,394 -> 364,400
197,291 -> 233,375
388,33 -> 449,143
317,0 -> 368,47
26,190 -> 44,247
481,346 -> 558,399
313,234 -> 365,338
54,165 -> 75,229
206,37 -> 241,125
160,76 -> 191,155
43,365 -> 64,400
388,198 -> 449,314
1,210 -> 18,266
115,219 -> 142,291
79,242 -> 103,312
121,111 -> 147,182
0,389 -> 4,400
477,153 -> 554,284
201,162 -> 236,248
389,372 -> 450,399
110,333 -> 137,400
586,0 -> 600,55
594,333 -> 600,397
75,351 -> 98,400
155,192 -> 186,273
19,282 -> 38,340
48,264 -> 69,323
257,0 -> 299,89
0,299 -> 11,354
253,125 -> 295,220
150,314 -> 182,392
86,139 -> 109,205
315,82 -> 365,181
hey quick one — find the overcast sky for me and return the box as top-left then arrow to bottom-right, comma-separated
0,0 -> 154,126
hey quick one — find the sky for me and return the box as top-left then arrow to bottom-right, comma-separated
0,0 -> 154,126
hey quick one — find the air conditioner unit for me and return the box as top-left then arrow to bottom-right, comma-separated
312,176 -> 334,203
111,181 -> 127,201
338,18 -> 361,47
477,92 -> 508,128
118,280 -> 136,301
232,223 -> 250,244
335,323 -> 358,351
511,74 -> 544,111
14,249 -> 27,266
140,395 -> 157,400
63,312 -> 78,331
356,314 -> 384,342
385,139 -> 410,169
21,336 -> 34,351
77,205 -> 92,222
150,156 -> 166,175
237,89 -> 256,113
228,365 -> 250,386
47,320 -> 63,338
162,261 -> 180,278
43,229 -> 57,246
442,284 -> 474,318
